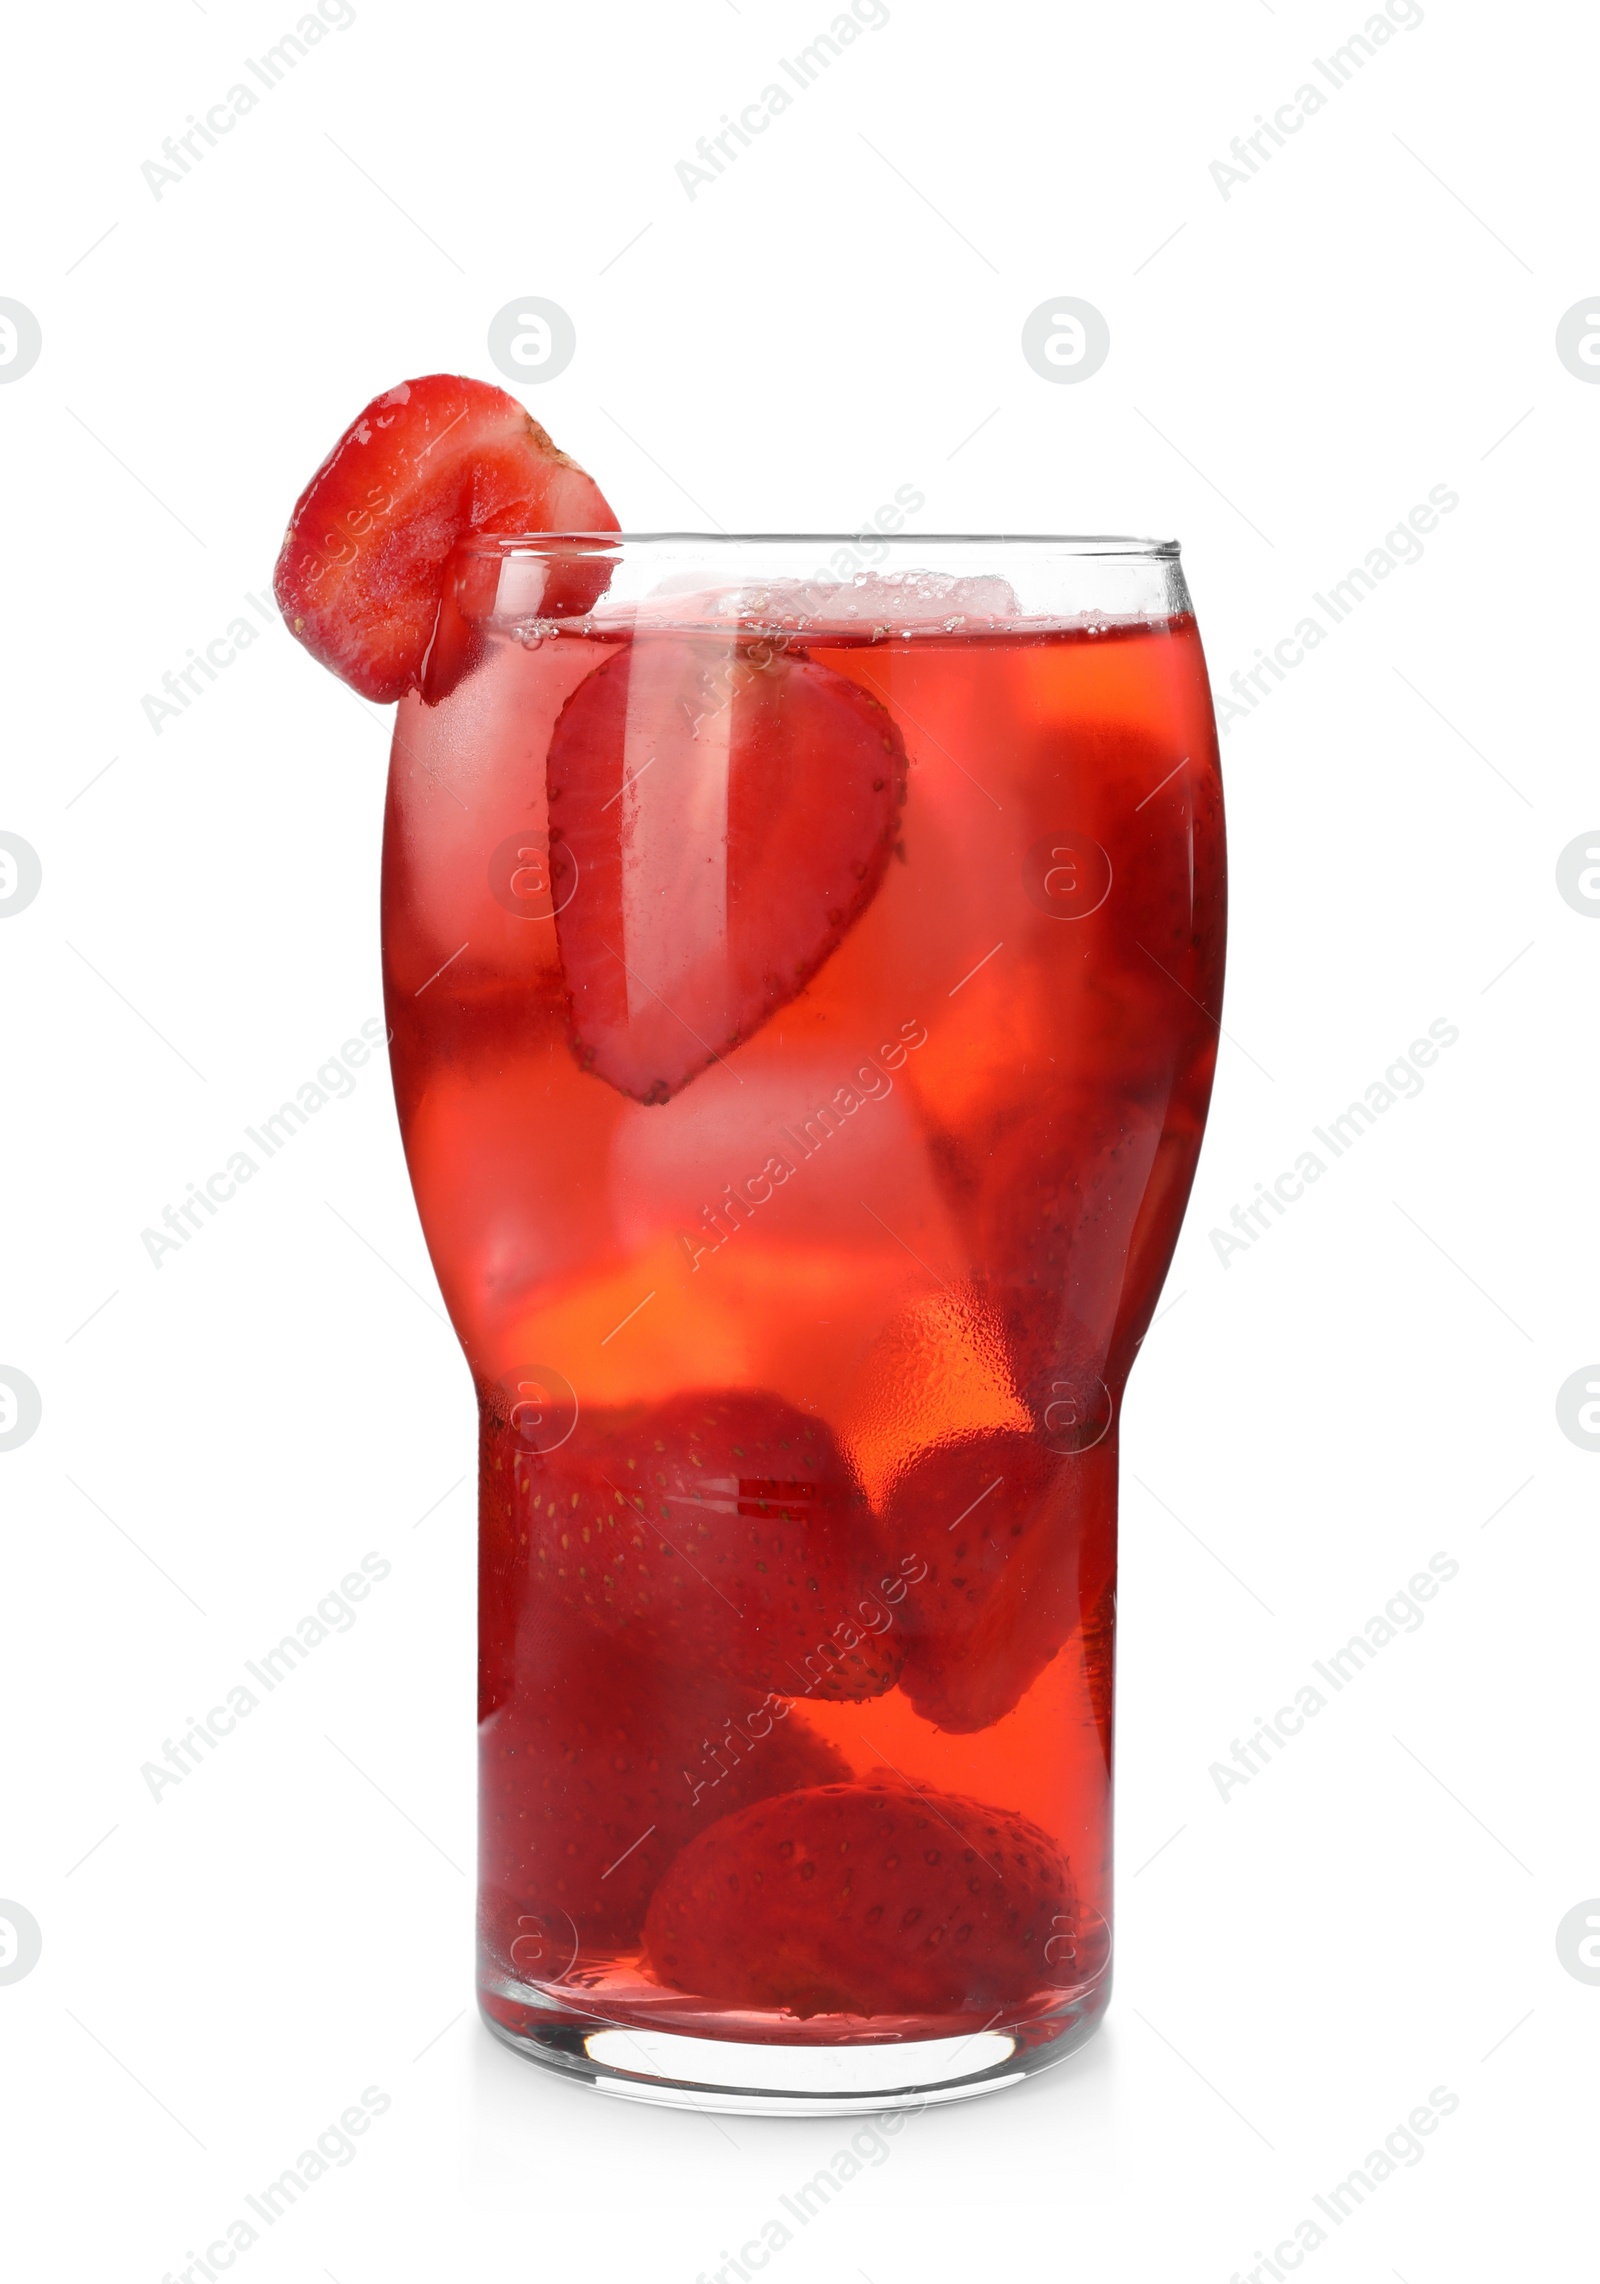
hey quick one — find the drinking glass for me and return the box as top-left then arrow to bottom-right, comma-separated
379,535 -> 1225,2111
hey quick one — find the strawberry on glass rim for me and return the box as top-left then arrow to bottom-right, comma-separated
272,373 -> 617,702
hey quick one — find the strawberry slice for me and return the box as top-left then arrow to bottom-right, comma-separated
546,637 -> 907,1102
482,1386 -> 903,1703
882,1429 -> 1117,1733
480,1617 -> 850,1957
272,374 -> 617,702
1080,1571 -> 1115,1768
643,1780 -> 1077,2017
964,1086 -> 1215,1448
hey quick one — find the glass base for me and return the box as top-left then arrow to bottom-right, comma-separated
479,1969 -> 1110,2114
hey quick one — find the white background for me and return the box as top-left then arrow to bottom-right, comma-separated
1,0 -> 1594,2277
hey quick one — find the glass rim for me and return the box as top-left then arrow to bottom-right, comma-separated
456,531 -> 1183,558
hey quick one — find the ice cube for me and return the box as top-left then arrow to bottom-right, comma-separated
587,569 -> 1027,640
625,571 -> 1024,638
808,571 -> 1023,632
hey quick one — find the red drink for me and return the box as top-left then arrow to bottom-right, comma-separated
380,537 -> 1225,2108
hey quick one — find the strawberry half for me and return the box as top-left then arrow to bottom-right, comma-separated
643,1780 -> 1077,2017
480,1617 -> 849,1957
272,374 -> 617,702
882,1429 -> 1116,1733
546,637 -> 907,1102
481,1387 -> 904,1703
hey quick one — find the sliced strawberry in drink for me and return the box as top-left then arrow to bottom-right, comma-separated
642,1780 -> 1077,2017
480,1617 -> 850,1957
1080,1571 -> 1115,1768
882,1428 -> 1116,1733
546,637 -> 907,1102
273,374 -> 617,702
482,1387 -> 903,1702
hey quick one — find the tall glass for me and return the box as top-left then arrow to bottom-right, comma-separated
380,536 -> 1225,2111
